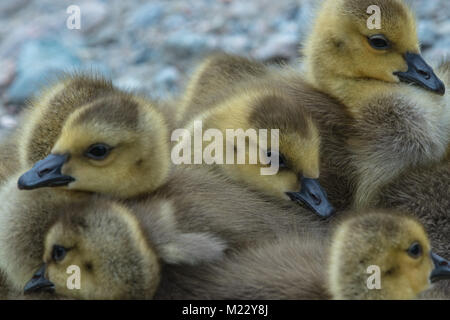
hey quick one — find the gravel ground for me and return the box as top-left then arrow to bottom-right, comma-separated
0,0 -> 449,136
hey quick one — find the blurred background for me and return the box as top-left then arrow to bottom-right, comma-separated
0,0 -> 449,137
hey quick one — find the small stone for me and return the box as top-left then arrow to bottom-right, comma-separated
276,21 -> 300,35
85,25 -> 119,46
433,37 -> 450,53
418,21 -> 439,47
228,2 -> 258,18
162,14 -> 186,30
436,21 -> 450,38
0,115 -> 18,129
166,32 -> 215,58
133,48 -> 155,64
113,76 -> 143,91
297,1 -> 316,42
285,3 -> 301,21
6,39 -> 81,104
79,1 -> 108,33
414,1 -> 441,19
128,2 -> 165,28
154,66 -> 180,90
222,35 -> 251,53
423,37 -> 450,62
254,33 -> 299,61
0,60 -> 16,88
0,0 -> 29,18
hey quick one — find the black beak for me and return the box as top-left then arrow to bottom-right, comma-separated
430,252 -> 450,283
286,177 -> 335,218
24,264 -> 55,294
18,154 -> 75,190
394,52 -> 445,95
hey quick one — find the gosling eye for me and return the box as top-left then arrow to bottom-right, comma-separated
368,34 -> 390,50
407,242 -> 423,259
85,262 -> 93,272
52,245 -> 67,262
267,150 -> 288,168
85,143 -> 112,160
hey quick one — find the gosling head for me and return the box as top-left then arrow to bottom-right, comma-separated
18,93 -> 170,198
23,200 -> 160,300
304,0 -> 445,110
329,211 -> 450,299
193,88 -> 334,217
23,198 -> 227,299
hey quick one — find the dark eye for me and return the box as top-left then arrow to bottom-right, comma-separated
267,150 -> 287,168
52,245 -> 67,262
368,34 -> 390,50
407,242 -> 422,259
85,262 -> 93,272
85,143 -> 112,160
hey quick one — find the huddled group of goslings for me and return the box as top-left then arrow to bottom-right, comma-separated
0,0 -> 449,300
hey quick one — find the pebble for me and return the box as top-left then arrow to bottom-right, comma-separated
127,2 -> 165,28
78,1 -> 108,33
0,60 -> 16,88
154,66 -> 180,91
424,37 -> 450,63
222,35 -> 251,53
418,21 -> 439,48
254,33 -> 299,61
414,0 -> 442,19
114,76 -> 143,91
0,115 -> 17,129
6,39 -> 81,104
0,0 -> 28,17
436,21 -> 450,38
166,32 -> 216,58
228,2 -> 259,18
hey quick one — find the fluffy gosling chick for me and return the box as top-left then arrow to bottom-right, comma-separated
303,0 -> 445,114
0,174 -> 89,295
328,211 -> 449,299
24,198 -> 225,299
177,80 -> 334,217
176,53 -> 355,211
302,0 -> 449,207
17,83 -> 170,199
17,74 -> 117,168
158,211 -> 450,300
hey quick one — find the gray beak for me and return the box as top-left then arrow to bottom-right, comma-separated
430,252 -> 450,283
286,177 -> 335,218
394,52 -> 445,95
24,264 -> 55,294
18,154 -> 74,190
